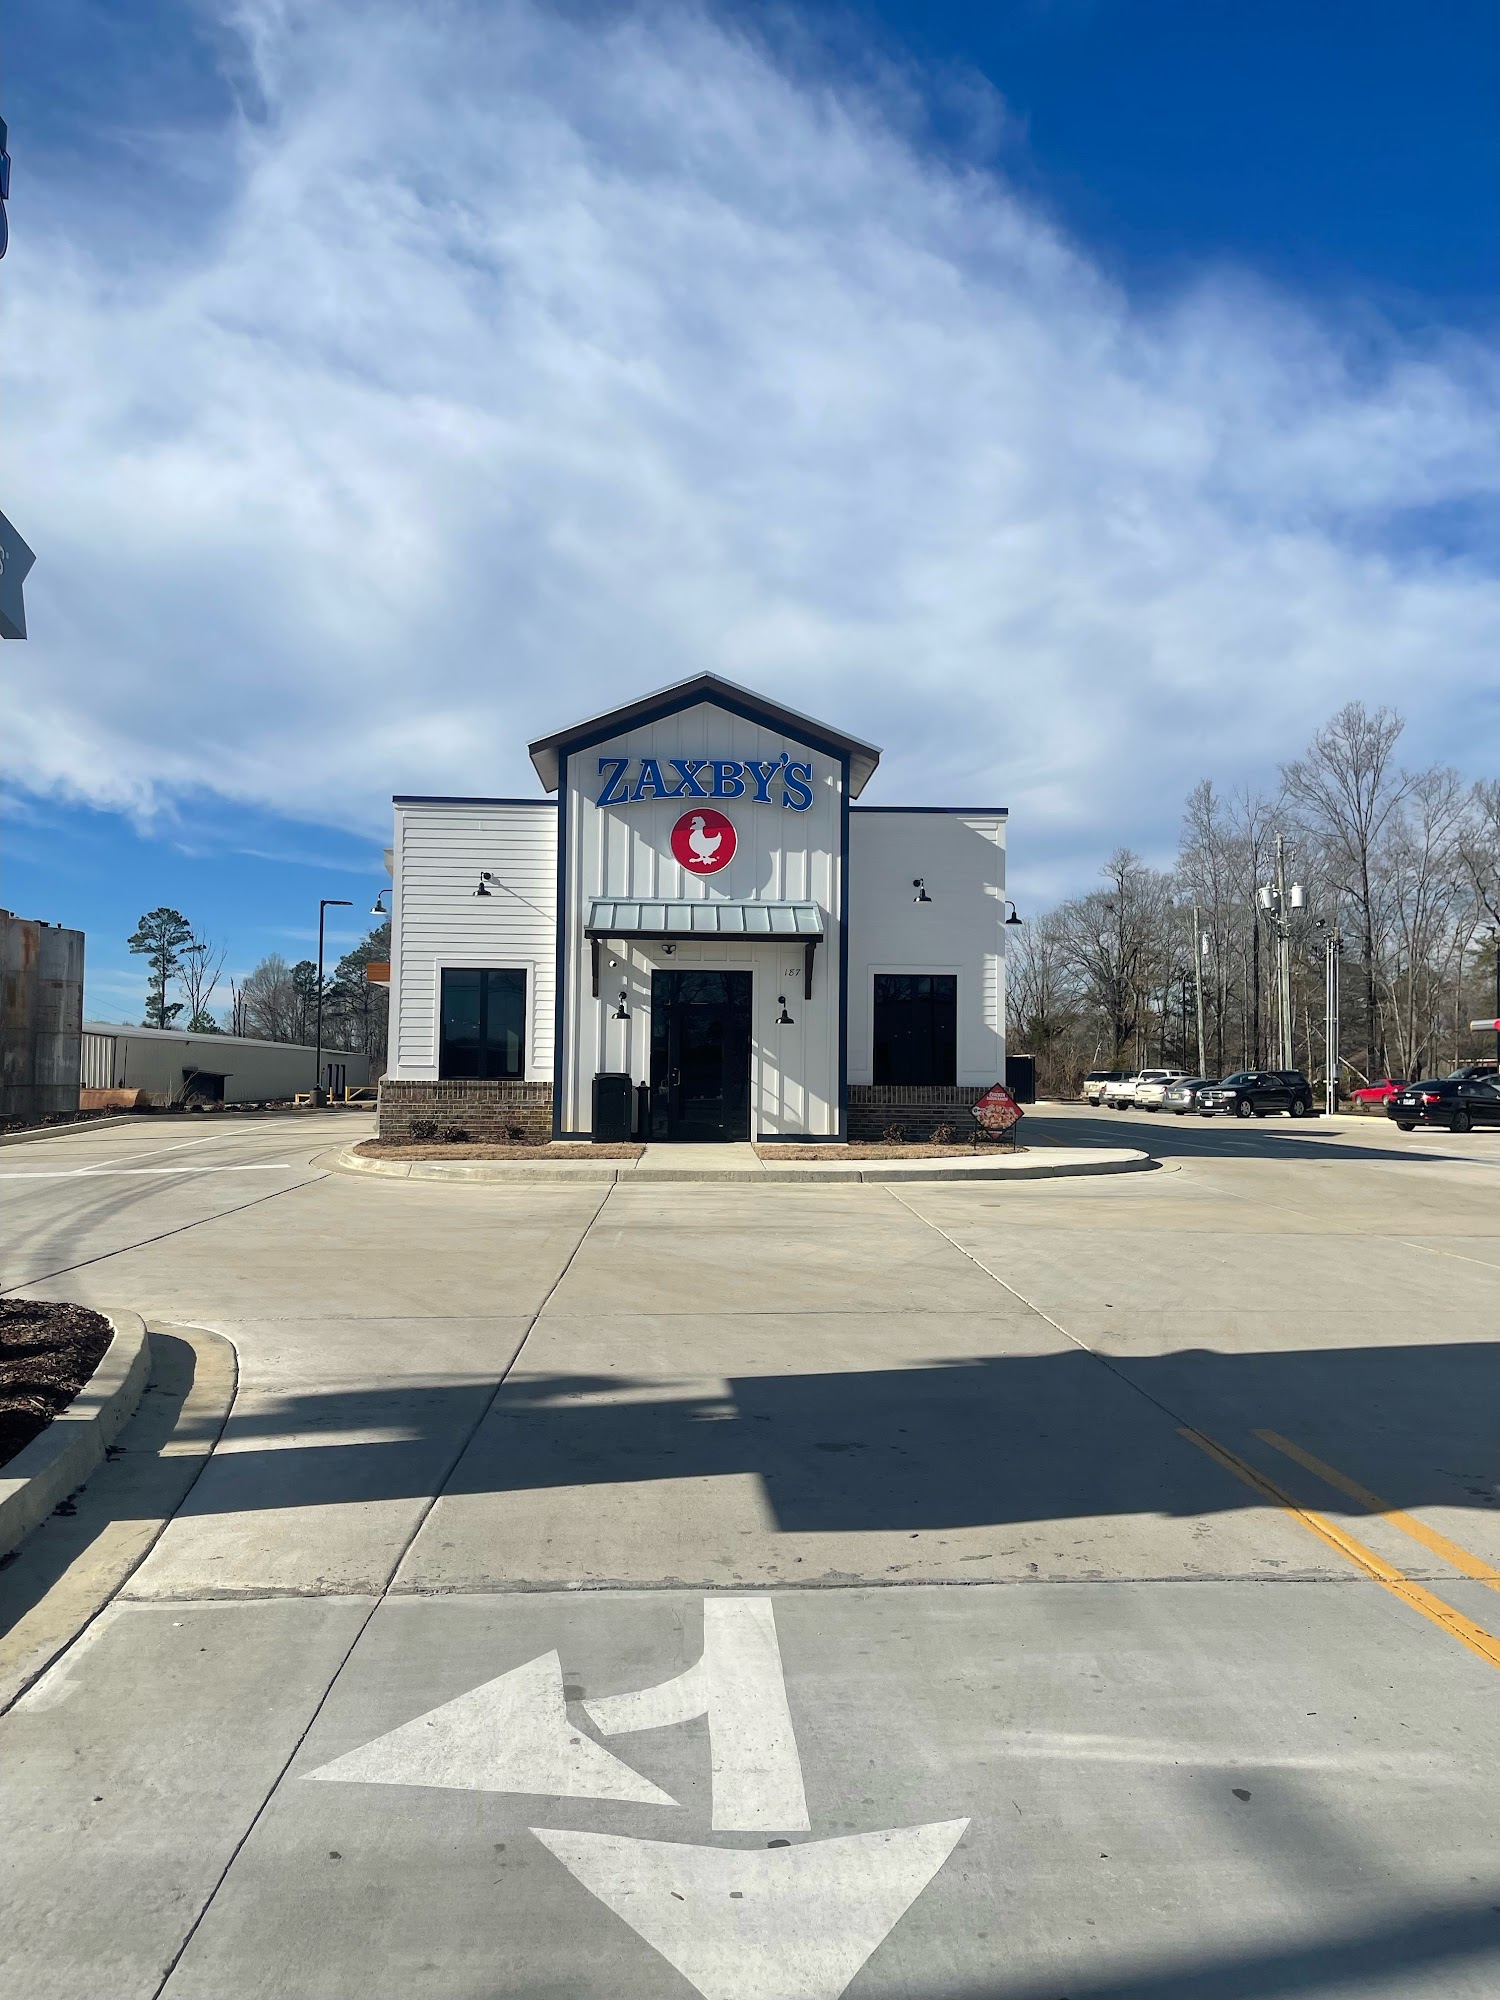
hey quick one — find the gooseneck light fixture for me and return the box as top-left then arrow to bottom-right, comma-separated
371,889 -> 389,916
776,996 -> 795,1026
614,988 -> 630,1021
1002,900 -> 1024,926
912,878 -> 931,903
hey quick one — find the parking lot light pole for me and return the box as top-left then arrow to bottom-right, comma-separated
314,899 -> 352,1106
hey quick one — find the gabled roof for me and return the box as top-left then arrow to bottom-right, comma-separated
527,673 -> 882,797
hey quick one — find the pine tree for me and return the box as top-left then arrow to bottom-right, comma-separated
127,908 -> 194,1027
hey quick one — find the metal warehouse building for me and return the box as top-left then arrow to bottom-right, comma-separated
381,675 -> 1012,1144
82,1025 -> 370,1106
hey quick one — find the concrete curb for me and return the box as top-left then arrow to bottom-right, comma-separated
0,1116 -> 157,1150
329,1146 -> 1154,1187
0,1312 -> 151,1558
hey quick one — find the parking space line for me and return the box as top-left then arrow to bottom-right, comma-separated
1178,1426 -> 1500,1672
71,1133 -> 225,1174
1255,1430 -> 1500,1591
0,1165 -> 296,1179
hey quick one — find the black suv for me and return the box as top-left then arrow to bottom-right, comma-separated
1197,1070 -> 1314,1119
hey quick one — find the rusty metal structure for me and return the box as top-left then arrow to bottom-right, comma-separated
0,910 -> 84,1125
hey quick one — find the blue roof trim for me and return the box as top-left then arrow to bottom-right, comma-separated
558,689 -> 856,774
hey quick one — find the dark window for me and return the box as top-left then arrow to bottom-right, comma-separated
873,974 -> 957,1086
439,968 -> 526,1080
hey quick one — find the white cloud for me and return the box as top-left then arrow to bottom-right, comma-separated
5,0 -> 1499,896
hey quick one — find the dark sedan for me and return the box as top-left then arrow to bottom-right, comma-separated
1388,1078 -> 1500,1132
1198,1070 -> 1314,1118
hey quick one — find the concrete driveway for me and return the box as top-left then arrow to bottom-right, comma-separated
3,1106 -> 1500,1999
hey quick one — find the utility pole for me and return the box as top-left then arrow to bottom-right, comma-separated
1323,926 -> 1342,1116
1192,904 -> 1208,1076
1258,836 -> 1303,1071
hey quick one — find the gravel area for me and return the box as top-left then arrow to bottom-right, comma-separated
0,1301 -> 114,1470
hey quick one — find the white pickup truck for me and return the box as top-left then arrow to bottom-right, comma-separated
1105,1068 -> 1188,1110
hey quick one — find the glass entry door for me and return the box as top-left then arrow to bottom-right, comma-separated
649,970 -> 752,1141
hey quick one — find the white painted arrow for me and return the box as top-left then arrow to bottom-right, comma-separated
304,1650 -> 676,1805
587,1596 -> 809,1831
531,1820 -> 969,2000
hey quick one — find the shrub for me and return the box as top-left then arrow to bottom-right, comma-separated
409,1119 -> 438,1143
442,1126 -> 470,1145
930,1123 -> 957,1147
882,1123 -> 906,1144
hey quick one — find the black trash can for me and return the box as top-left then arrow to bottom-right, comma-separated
1005,1055 -> 1037,1104
592,1071 -> 634,1142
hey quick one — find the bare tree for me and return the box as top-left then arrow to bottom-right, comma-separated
1377,767 -> 1473,1079
1054,849 -> 1175,1063
1282,703 -> 1411,1078
1006,909 -> 1082,1093
1459,779 -> 1500,930
180,933 -> 227,1033
240,955 -> 303,1043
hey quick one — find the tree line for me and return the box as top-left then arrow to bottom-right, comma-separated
1008,702 -> 1500,1096
125,909 -> 390,1070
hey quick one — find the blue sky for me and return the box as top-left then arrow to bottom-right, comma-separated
3,1 -> 1498,1020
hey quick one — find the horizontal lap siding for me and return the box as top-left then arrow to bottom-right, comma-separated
392,804 -> 559,1079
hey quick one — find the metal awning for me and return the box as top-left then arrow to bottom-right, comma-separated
586,899 -> 822,940
585,899 -> 824,996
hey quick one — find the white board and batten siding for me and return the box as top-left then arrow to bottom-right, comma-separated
845,810 -> 1008,1086
389,800 -> 559,1080
558,707 -> 844,1137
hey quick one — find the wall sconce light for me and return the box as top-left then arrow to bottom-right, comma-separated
371,889 -> 389,916
614,989 -> 630,1020
776,996 -> 795,1026
912,878 -> 931,903
660,942 -> 676,955
1002,899 -> 1023,926
472,874 -> 492,898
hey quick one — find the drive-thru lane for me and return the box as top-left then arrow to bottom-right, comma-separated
3,1113 -> 1500,1998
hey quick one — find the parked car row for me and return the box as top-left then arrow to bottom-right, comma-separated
1083,1060 -> 1499,1132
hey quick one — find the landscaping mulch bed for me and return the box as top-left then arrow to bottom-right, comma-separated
756,1141 -> 1026,1160
0,1301 -> 114,1471
356,1140 -> 645,1161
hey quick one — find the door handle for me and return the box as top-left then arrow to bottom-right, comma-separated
671,1069 -> 681,1087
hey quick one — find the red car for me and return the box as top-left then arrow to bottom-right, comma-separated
1349,1078 -> 1405,1106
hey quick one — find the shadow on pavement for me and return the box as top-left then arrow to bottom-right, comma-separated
957,1892 -> 1500,1999
1023,1109 -> 1491,1168
161,1340 -> 1500,1532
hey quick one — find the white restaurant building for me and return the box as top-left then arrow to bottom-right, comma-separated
379,676 -> 1012,1143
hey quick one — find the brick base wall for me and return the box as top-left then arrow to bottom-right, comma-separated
847,1084 -> 989,1141
377,1078 -> 554,1142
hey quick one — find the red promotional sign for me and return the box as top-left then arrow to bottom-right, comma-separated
971,1083 -> 1023,1133
671,808 -> 737,874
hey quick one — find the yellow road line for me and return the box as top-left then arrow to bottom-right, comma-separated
1255,1430 -> 1500,1591
1178,1426 -> 1500,1671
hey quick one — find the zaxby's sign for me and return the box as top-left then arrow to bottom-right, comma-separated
595,755 -> 816,812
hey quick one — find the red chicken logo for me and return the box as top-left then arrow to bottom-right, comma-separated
670,808 -> 736,874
